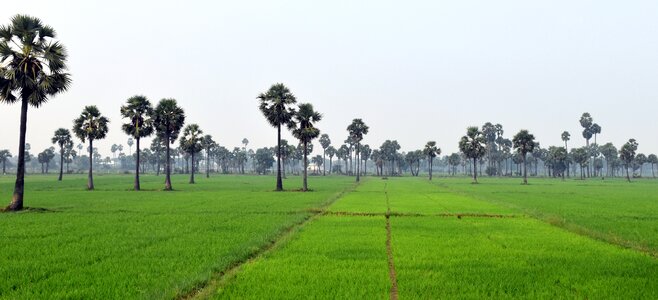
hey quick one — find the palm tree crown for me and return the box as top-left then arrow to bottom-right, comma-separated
258,83 -> 297,128
72,106 -> 109,142
120,95 -> 154,139
292,103 -> 322,143
154,99 -> 185,143
52,128 -> 72,148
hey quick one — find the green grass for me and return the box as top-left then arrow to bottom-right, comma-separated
434,177 -> 658,254
0,174 -> 354,299
214,216 -> 391,299
391,216 -> 658,299
2,174 -> 658,299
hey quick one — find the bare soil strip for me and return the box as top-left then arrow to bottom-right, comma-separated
176,183 -> 359,300
326,211 -> 518,219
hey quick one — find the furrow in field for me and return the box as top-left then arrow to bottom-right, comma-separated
384,182 -> 399,300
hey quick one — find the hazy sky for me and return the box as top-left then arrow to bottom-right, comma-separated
2,0 -> 657,157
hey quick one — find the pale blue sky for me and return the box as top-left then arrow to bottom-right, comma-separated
2,0 -> 657,156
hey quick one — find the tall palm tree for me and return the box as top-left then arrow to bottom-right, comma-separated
180,124 -> 203,184
258,83 -> 297,191
201,135 -> 216,178
347,119 -> 369,182
319,134 -> 331,176
51,128 -> 72,181
459,127 -> 486,183
0,15 -> 72,211
120,95 -> 154,191
153,99 -> 185,190
561,131 -> 570,177
512,130 -> 537,185
292,103 -> 322,191
72,106 -> 109,190
619,139 -> 638,182
423,141 -> 441,181
0,150 -> 11,175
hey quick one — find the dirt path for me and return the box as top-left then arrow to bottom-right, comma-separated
384,183 -> 399,300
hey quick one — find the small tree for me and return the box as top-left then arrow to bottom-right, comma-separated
459,127 -> 486,183
423,141 -> 440,180
512,130 -> 536,184
153,99 -> 185,190
292,103 -> 322,191
51,128 -> 72,181
180,124 -> 203,184
619,139 -> 638,182
72,106 -> 109,190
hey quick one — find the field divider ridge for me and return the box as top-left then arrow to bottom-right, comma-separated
384,183 -> 399,300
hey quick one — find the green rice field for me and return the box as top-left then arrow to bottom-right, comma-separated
1,174 -> 657,299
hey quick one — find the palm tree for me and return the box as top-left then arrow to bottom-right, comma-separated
648,154 -> 658,178
51,128 -> 72,181
319,134 -> 331,176
512,130 -> 537,184
72,106 -> 109,190
292,103 -> 322,191
326,146 -> 336,174
258,83 -> 297,191
347,119 -> 369,182
127,138 -> 134,155
201,135 -> 216,178
619,139 -> 638,182
180,124 -> 203,184
1,15 -> 72,211
0,150 -> 11,175
459,127 -> 486,183
561,131 -> 571,177
424,141 -> 441,180
153,99 -> 185,190
120,95 -> 154,191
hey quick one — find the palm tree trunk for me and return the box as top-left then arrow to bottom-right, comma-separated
329,157 -> 332,174
523,154 -> 528,184
165,135 -> 172,190
303,141 -> 308,191
58,147 -> 64,181
206,149 -> 210,178
190,152 -> 195,184
356,144 -> 361,182
429,157 -> 433,180
8,99 -> 29,211
626,165 -> 631,182
88,139 -> 94,190
323,150 -> 326,176
276,125 -> 283,191
134,137 -> 141,191
472,158 -> 478,183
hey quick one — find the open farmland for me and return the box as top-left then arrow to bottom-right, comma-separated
1,175 -> 658,299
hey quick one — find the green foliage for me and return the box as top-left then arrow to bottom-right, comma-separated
120,95 -> 154,139
459,127 -> 486,160
72,106 -> 109,143
153,98 -> 185,144
179,124 -> 203,155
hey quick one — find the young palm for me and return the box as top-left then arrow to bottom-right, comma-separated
153,99 -> 185,190
120,95 -> 154,190
51,128 -> 72,181
423,141 -> 441,181
347,119 -> 369,182
258,83 -> 297,191
512,130 -> 537,184
180,124 -> 203,184
292,103 -> 322,191
0,15 -> 72,210
72,106 -> 109,190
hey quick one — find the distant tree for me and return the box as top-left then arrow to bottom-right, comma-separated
1,15 -> 72,210
201,135 -> 217,178
292,103 -> 322,191
561,131 -> 571,177
459,127 -> 486,183
648,154 -> 658,178
311,155 -> 323,174
73,106 -> 109,190
571,147 -> 589,180
127,138 -> 134,156
51,128 -> 72,181
255,147 -> 275,174
512,130 -> 536,184
111,144 -> 118,159
326,146 -> 336,175
0,150 -> 11,175
360,144 -> 372,176
319,134 -> 331,176
634,153 -> 647,177
599,142 -> 618,177
120,95 -> 154,190
347,119 -> 369,182
448,153 -> 461,176
423,141 -> 440,180
180,124 -> 203,184
153,99 -> 185,190
258,83 -> 297,191
619,139 -> 638,182
63,141 -> 76,173
547,146 -> 568,179
150,137 -> 165,176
